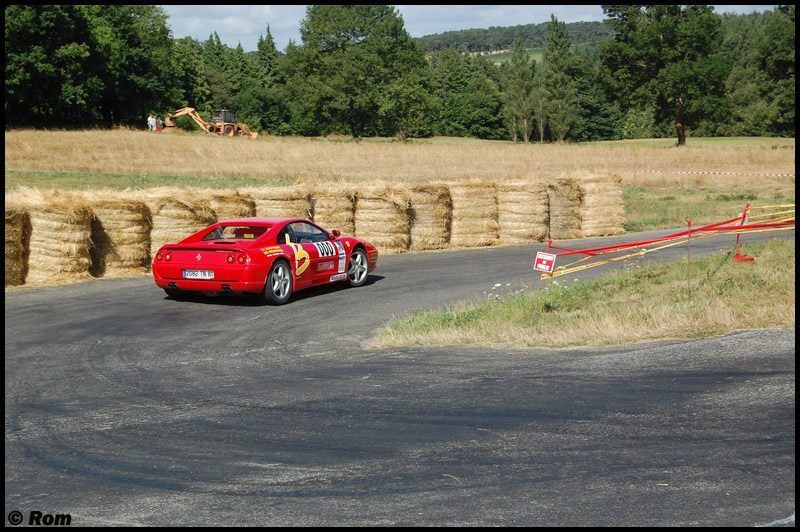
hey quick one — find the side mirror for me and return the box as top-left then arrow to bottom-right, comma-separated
331,230 -> 341,239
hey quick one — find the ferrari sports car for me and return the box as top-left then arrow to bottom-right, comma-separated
152,218 -> 378,304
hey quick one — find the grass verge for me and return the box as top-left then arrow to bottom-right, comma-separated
623,187 -> 794,232
4,170 -> 292,191
372,238 -> 795,349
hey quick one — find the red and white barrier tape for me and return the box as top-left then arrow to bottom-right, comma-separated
643,170 -> 794,177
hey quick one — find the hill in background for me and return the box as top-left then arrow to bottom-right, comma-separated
414,20 -> 615,54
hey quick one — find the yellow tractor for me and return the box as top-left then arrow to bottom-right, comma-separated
164,107 -> 259,139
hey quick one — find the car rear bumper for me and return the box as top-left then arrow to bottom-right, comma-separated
153,264 -> 266,294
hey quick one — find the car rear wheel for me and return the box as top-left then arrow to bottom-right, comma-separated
260,260 -> 292,304
347,248 -> 369,287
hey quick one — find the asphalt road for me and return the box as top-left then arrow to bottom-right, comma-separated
5,229 -> 795,526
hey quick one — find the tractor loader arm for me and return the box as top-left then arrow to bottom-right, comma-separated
164,107 -> 210,133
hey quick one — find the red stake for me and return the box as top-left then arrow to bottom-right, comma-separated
687,220 -> 692,304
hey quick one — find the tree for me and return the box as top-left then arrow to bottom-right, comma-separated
757,6 -> 795,136
543,15 -> 578,141
600,5 -> 731,145
378,71 -> 435,140
532,66 -> 547,142
5,5 -> 176,126
256,25 -> 281,84
503,34 -> 534,142
285,5 -> 431,137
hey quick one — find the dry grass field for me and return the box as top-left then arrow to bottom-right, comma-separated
5,129 -> 795,233
5,129 -> 795,190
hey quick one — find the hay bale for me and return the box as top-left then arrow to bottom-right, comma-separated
135,188 -> 216,257
449,182 -> 499,247
7,188 -> 93,284
244,185 -> 312,219
547,179 -> 583,240
576,174 -> 626,237
497,182 -> 548,244
354,184 -> 410,253
82,192 -> 151,277
5,203 -> 28,286
408,184 -> 452,250
205,189 -> 256,221
311,184 -> 356,235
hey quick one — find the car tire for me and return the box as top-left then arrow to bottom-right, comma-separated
260,260 -> 292,305
347,248 -> 369,287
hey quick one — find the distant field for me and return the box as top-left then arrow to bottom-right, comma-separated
482,47 -> 544,64
5,130 -> 794,231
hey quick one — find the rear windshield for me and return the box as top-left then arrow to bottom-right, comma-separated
202,225 -> 270,241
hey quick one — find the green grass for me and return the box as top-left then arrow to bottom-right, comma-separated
4,170 -> 293,191
372,238 -> 795,349
623,187 -> 792,232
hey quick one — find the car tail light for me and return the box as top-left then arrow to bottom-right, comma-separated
237,254 -> 246,264
156,252 -> 163,261
227,254 -> 234,263
164,252 -> 172,262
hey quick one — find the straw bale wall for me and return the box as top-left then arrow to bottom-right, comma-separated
312,185 -> 356,236
576,174 -> 626,237
206,189 -> 256,221
5,204 -> 28,286
8,189 -> 93,284
408,184 -> 452,251
245,186 -> 312,219
83,193 -> 151,276
138,189 -> 216,257
547,179 -> 583,240
449,182 -> 499,247
4,175 -> 626,287
354,184 -> 410,253
497,182 -> 548,244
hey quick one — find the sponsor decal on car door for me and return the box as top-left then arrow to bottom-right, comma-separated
307,240 -> 347,282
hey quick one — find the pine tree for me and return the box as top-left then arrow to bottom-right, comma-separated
503,34 -> 534,142
543,15 -> 578,141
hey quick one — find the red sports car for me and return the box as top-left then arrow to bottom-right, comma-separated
152,218 -> 378,304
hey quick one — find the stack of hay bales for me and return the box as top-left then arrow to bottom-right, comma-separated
546,175 -> 627,240
245,185 -> 312,219
576,174 -> 626,237
204,189 -> 256,221
311,184 -> 357,235
449,181 -> 499,247
546,178 -> 583,240
5,201 -> 28,286
354,184 -> 411,253
8,188 -> 93,284
497,181 -> 549,244
408,184 -> 452,251
83,192 -> 151,277
138,188 -> 216,257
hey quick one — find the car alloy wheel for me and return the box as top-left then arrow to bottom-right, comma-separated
347,249 -> 368,287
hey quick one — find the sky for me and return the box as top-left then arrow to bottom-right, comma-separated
161,5 -> 778,52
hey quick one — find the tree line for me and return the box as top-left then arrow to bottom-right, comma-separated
5,5 -> 795,143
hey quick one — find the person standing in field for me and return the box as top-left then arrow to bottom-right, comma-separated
147,114 -> 153,131
156,116 -> 163,132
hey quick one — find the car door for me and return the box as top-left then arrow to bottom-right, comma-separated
288,222 -> 347,284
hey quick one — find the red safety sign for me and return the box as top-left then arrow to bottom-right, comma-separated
533,251 -> 556,273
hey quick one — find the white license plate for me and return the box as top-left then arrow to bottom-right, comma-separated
183,269 -> 214,279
